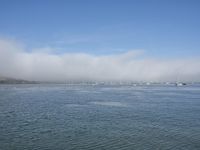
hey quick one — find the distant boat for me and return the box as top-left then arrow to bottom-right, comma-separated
175,82 -> 187,86
175,70 -> 187,87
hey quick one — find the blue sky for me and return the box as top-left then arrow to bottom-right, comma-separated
0,0 -> 200,58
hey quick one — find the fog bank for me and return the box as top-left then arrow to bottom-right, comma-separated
0,39 -> 200,82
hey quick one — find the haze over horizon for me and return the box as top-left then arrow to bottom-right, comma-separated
0,0 -> 200,82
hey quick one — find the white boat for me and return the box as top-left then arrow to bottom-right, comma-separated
175,82 -> 187,86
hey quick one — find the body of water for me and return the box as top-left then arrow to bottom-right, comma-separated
0,84 -> 200,149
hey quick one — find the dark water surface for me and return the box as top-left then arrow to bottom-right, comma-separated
0,84 -> 200,150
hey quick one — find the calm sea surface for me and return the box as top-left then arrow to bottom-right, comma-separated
0,84 -> 200,150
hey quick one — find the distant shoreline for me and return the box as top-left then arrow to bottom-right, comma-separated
0,80 -> 38,84
0,81 -> 200,86
0,77 -> 200,85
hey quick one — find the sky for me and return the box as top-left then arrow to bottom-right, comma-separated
0,0 -> 200,82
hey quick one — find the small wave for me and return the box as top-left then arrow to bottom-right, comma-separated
64,104 -> 87,107
90,101 -> 128,107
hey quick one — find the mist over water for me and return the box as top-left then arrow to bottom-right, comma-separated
0,39 -> 200,82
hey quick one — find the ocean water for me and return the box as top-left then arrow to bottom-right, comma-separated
0,84 -> 200,150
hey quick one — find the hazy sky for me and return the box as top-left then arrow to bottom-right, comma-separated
0,0 -> 200,81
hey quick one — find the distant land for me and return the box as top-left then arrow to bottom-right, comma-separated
0,76 -> 199,86
0,76 -> 38,84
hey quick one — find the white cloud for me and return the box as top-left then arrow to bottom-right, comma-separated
0,39 -> 200,82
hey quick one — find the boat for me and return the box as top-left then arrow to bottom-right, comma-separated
175,82 -> 187,86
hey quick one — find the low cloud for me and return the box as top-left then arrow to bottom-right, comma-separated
0,39 -> 200,82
